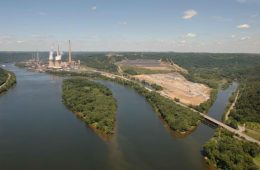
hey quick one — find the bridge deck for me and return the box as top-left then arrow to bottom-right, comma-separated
200,113 -> 260,145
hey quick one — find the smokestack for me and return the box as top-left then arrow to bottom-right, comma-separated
49,49 -> 53,60
57,45 -> 60,56
69,40 -> 72,63
36,49 -> 39,62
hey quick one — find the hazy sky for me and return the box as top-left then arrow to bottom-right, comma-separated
0,0 -> 260,53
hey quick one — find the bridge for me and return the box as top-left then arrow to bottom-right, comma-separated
200,113 -> 260,145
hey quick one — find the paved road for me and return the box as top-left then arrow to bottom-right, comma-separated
224,90 -> 240,122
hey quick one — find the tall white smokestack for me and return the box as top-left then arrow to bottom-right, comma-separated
49,49 -> 53,60
55,45 -> 62,61
68,40 -> 72,63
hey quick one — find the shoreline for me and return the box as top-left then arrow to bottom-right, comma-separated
73,110 -> 114,141
0,71 -> 16,94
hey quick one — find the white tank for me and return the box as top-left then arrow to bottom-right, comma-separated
55,55 -> 61,61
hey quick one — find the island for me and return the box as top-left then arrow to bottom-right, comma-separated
62,78 -> 117,135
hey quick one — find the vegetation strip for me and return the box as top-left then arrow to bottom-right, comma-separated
223,89 -> 240,127
62,78 -> 117,135
0,68 -> 16,94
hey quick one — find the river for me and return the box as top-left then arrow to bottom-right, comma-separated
0,64 -> 238,170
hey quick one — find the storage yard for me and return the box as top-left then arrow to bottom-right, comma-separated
116,59 -> 187,73
134,72 -> 211,106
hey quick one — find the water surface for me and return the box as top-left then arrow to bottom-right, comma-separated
0,64 -> 237,170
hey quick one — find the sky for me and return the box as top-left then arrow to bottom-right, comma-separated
0,0 -> 260,53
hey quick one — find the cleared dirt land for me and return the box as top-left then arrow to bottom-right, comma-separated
116,59 -> 187,73
134,72 -> 211,106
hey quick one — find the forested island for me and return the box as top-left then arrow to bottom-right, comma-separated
0,67 -> 16,94
62,78 -> 117,135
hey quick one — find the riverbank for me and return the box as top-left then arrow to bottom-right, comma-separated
62,78 -> 117,135
222,88 -> 240,129
0,68 -> 16,94
223,89 -> 240,122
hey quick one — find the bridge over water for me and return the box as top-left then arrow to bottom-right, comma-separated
200,113 -> 260,145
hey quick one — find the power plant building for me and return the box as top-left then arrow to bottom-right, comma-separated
48,40 -> 80,70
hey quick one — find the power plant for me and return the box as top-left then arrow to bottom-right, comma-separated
23,40 -> 80,72
48,40 -> 80,70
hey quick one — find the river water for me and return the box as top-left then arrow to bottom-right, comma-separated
0,64 -> 238,170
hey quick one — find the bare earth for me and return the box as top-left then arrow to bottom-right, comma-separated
116,59 -> 187,73
134,72 -> 211,106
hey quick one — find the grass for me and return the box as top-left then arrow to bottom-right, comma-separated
245,129 -> 260,141
122,66 -> 172,75
245,122 -> 260,141
253,155 -> 260,168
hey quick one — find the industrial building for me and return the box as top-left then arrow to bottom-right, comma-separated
48,40 -> 80,70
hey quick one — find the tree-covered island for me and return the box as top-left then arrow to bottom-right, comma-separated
62,78 -> 117,135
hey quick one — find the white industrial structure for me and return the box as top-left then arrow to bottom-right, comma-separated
54,45 -> 62,68
48,41 -> 80,70
48,49 -> 54,68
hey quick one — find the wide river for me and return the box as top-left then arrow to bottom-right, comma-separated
0,64 -> 238,170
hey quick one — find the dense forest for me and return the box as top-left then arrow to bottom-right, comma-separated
228,65 -> 260,123
230,81 -> 260,123
203,129 -> 260,170
0,67 -> 16,94
74,53 -> 120,72
62,78 -> 117,135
